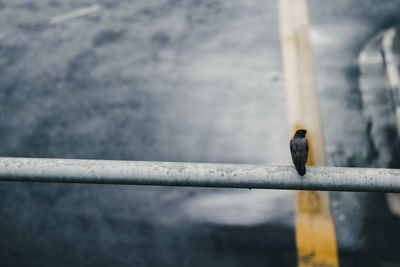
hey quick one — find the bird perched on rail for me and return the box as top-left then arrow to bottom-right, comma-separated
290,129 -> 309,176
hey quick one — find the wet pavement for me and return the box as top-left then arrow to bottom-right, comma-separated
0,0 -> 400,266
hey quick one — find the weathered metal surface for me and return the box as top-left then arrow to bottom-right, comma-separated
0,157 -> 399,192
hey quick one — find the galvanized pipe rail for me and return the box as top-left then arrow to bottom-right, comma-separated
0,157 -> 399,192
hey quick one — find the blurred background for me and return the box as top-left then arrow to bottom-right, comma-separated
1,0 -> 400,266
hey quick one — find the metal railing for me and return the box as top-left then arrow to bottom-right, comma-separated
0,157 -> 399,192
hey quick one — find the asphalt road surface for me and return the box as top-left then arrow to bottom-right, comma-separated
0,1 -> 400,266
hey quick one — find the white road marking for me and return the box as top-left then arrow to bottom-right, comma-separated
387,193 -> 400,217
182,190 -> 294,226
50,4 -> 101,24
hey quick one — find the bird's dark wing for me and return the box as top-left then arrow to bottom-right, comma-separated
290,139 -> 295,153
290,138 -> 308,165
290,138 -> 299,164
304,139 -> 309,164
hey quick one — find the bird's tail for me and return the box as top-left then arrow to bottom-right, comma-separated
295,164 -> 306,176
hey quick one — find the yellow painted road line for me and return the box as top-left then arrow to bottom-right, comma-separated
278,0 -> 339,266
296,191 -> 339,267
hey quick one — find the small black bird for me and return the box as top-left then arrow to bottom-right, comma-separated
290,129 -> 309,176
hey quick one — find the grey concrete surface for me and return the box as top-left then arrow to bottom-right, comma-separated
308,1 -> 400,265
0,0 -> 400,266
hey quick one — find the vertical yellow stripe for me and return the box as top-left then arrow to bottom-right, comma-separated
296,191 -> 339,266
278,0 -> 339,266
